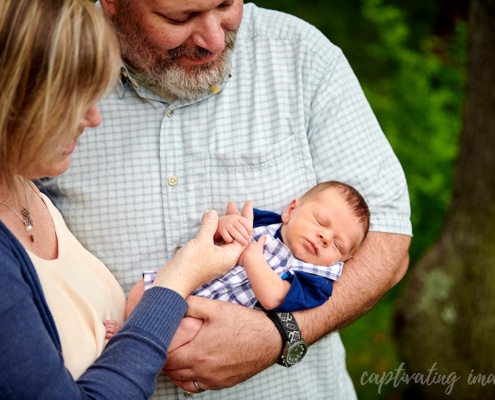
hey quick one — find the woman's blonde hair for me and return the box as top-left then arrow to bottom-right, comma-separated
0,0 -> 120,183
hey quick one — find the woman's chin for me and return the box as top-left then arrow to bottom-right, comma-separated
30,155 -> 73,179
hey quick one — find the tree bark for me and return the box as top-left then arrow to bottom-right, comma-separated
394,0 -> 495,398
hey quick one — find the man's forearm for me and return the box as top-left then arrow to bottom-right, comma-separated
295,231 -> 411,344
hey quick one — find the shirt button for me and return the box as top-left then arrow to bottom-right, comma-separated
183,391 -> 193,398
168,176 -> 178,186
174,246 -> 182,255
166,109 -> 174,117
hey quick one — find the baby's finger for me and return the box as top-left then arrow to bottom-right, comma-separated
228,228 -> 249,245
253,235 -> 267,249
219,229 -> 234,243
226,201 -> 240,216
238,217 -> 253,236
241,201 -> 254,225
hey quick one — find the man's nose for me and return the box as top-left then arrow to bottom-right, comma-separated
190,13 -> 226,54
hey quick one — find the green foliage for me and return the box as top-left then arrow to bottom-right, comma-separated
343,1 -> 466,398
341,291 -> 406,400
360,0 -> 466,263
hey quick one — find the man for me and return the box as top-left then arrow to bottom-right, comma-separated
47,0 -> 411,398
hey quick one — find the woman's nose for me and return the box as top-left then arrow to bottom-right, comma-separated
80,105 -> 102,129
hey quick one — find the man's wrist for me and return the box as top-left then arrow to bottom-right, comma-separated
265,311 -> 308,367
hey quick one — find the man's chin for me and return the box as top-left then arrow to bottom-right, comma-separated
157,69 -> 227,100
127,51 -> 231,100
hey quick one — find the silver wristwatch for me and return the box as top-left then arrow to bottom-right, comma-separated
266,311 -> 308,367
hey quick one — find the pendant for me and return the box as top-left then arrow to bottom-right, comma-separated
21,207 -> 34,242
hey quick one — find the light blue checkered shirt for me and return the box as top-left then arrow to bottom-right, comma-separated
47,3 -> 411,399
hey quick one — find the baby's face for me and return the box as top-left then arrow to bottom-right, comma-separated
281,188 -> 365,266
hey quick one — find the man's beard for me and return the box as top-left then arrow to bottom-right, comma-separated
112,14 -> 237,100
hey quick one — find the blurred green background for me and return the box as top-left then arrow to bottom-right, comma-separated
253,0 -> 467,398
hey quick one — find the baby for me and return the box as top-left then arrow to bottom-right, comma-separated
127,180 -> 368,312
108,181 -> 369,346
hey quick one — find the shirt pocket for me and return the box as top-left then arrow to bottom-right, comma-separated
205,134 -> 316,213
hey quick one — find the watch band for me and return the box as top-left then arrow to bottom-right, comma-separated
266,311 -> 308,367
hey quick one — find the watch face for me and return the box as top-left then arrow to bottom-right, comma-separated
286,341 -> 308,365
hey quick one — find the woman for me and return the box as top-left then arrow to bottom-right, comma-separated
0,0 -> 244,398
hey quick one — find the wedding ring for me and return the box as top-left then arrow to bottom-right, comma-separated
193,380 -> 206,393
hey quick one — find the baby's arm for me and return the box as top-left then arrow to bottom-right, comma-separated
215,201 -> 253,245
239,236 -> 291,310
125,279 -> 145,319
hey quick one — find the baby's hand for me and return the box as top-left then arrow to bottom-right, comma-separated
239,235 -> 266,266
103,319 -> 121,340
216,201 -> 253,245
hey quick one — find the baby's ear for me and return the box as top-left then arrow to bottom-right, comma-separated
281,199 -> 298,223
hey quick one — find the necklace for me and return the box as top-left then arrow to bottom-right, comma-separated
0,178 -> 35,242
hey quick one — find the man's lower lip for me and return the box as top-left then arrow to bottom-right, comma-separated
181,54 -> 216,65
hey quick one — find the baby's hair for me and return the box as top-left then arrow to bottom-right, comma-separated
300,181 -> 370,240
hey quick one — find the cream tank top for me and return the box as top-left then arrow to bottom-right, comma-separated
28,193 -> 126,379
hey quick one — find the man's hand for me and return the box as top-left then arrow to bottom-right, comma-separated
167,317 -> 203,354
163,296 -> 281,393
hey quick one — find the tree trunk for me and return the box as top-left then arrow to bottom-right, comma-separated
394,0 -> 495,398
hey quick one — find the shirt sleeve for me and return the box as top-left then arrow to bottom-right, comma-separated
273,271 -> 334,312
253,208 -> 282,227
307,46 -> 411,235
